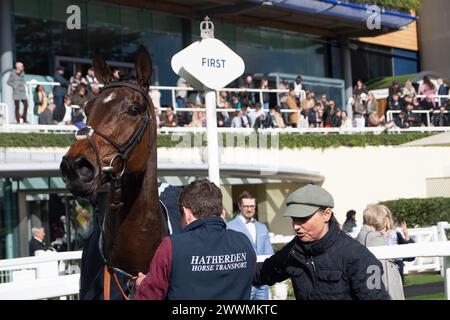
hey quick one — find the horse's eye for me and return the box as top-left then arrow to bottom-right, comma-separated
128,106 -> 140,116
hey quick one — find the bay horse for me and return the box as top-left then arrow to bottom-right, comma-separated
60,46 -> 171,299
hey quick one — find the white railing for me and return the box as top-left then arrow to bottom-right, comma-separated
386,110 -> 449,127
0,103 -> 9,126
267,221 -> 450,285
259,241 -> 450,300
2,123 -> 450,135
0,250 -> 82,300
0,222 -> 448,300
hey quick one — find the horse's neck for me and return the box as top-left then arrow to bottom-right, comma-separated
103,157 -> 162,274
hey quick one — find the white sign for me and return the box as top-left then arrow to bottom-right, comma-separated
171,38 -> 245,90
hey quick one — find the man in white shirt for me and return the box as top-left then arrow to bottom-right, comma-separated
227,191 -> 274,300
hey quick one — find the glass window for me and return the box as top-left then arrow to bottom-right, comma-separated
13,0 -> 52,20
87,1 -> 121,28
152,12 -> 182,34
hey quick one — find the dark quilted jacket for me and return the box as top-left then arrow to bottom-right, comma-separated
254,220 -> 391,300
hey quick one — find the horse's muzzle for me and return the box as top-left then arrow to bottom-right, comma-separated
60,156 -> 96,196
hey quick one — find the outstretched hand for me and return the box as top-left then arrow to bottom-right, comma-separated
136,272 -> 146,287
401,221 -> 410,240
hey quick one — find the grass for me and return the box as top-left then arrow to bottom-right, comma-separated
404,274 -> 444,287
407,293 -> 446,300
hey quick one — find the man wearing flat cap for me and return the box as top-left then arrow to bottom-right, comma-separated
253,184 -> 391,300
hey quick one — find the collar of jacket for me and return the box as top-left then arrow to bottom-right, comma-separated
183,215 -> 225,233
295,219 -> 340,256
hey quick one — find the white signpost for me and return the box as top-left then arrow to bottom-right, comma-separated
171,17 -> 245,187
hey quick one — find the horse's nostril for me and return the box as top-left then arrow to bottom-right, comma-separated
60,157 -> 73,178
73,157 -> 95,182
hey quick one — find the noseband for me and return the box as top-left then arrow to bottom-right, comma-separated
75,81 -> 152,208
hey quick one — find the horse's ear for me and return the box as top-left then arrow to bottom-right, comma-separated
135,45 -> 152,88
92,49 -> 113,85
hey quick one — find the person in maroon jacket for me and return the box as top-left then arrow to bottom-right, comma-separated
134,179 -> 256,300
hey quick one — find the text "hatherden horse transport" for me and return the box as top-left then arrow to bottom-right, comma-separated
191,252 -> 248,272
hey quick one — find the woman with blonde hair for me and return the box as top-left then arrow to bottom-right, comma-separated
356,204 -> 405,300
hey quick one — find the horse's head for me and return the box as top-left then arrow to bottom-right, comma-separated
60,45 -> 155,197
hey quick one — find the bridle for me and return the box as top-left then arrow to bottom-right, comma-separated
74,80 -> 154,300
75,81 -> 153,208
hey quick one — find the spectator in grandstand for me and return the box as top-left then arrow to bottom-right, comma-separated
384,93 -> 401,121
71,83 -> 95,109
402,80 -> 417,98
269,106 -> 285,128
342,210 -> 357,233
175,77 -> 188,109
69,71 -> 87,94
433,106 -> 450,127
231,109 -> 251,128
33,85 -> 48,120
254,184 -> 390,300
308,102 -> 321,128
388,81 -> 402,104
112,68 -> 121,80
85,67 -> 99,87
278,79 -> 290,125
7,61 -> 29,124
404,103 -> 419,127
135,180 -> 255,300
420,96 -> 437,126
259,78 -> 270,111
239,74 -> 256,106
248,102 -> 265,127
437,78 -> 449,107
394,111 -> 408,129
231,94 -> 241,110
29,227 -> 49,256
356,204 -> 404,300
401,94 -> 413,111
366,92 -> 379,114
160,105 -> 178,128
368,111 -> 385,128
320,94 -> 329,110
57,95 -> 73,125
217,101 -> 232,128
217,91 -> 228,109
340,111 -> 353,128
71,105 -> 86,129
323,100 -> 336,127
384,210 -> 415,283
353,95 -> 367,128
188,106 -> 206,128
303,91 -> 316,111
331,109 -> 342,128
90,84 -> 101,96
353,79 -> 368,97
39,103 -> 56,125
290,75 -> 305,104
53,67 -> 69,118
231,110 -> 244,128
419,76 -> 437,99
227,191 -> 274,300
286,88 -> 300,128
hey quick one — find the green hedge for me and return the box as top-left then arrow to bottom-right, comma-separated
0,132 -> 437,149
380,198 -> 450,227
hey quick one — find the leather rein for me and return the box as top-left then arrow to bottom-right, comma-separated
75,81 -> 153,300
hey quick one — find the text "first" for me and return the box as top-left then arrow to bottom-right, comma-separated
202,57 -> 226,68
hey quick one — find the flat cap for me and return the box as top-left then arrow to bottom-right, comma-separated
283,184 -> 334,218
